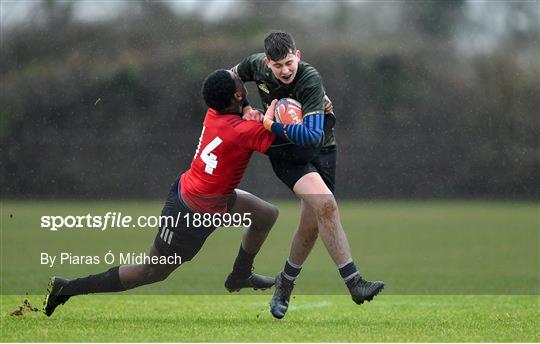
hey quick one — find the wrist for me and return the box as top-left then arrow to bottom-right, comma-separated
263,117 -> 274,131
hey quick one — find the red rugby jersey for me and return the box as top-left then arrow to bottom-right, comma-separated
180,108 -> 274,213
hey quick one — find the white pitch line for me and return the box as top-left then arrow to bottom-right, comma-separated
288,300 -> 334,311
122,299 -> 336,310
243,300 -> 335,311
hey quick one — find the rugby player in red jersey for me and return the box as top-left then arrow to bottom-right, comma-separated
43,70 -> 282,316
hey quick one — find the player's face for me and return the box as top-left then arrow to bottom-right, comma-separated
229,70 -> 248,109
265,50 -> 301,85
234,75 -> 248,99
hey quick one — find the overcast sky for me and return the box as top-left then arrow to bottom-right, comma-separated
1,0 -> 238,26
1,0 -> 538,55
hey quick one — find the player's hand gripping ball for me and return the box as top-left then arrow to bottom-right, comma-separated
274,98 -> 303,125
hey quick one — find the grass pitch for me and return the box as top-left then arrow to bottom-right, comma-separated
1,200 -> 538,341
1,295 -> 538,342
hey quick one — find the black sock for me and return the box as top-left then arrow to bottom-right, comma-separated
231,245 -> 256,278
282,259 -> 302,281
63,266 -> 126,296
338,260 -> 359,285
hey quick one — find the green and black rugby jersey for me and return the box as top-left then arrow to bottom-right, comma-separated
233,53 -> 336,147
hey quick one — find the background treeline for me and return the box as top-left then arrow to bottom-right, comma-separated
1,1 -> 538,199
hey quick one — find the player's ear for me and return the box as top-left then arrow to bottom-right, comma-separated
264,56 -> 270,66
295,50 -> 301,60
233,92 -> 243,102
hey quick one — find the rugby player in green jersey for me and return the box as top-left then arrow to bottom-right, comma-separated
232,31 -> 384,319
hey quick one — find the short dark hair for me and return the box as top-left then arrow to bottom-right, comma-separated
264,31 -> 296,61
201,69 -> 236,111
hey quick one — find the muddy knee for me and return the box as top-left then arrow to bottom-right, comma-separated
315,199 -> 338,225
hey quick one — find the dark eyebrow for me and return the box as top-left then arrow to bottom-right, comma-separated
273,58 -> 293,66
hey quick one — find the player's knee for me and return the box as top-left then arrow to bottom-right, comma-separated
252,203 -> 279,233
315,199 -> 338,224
267,204 -> 279,226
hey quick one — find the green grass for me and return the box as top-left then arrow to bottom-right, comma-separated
1,200 -> 539,341
1,200 -> 538,294
1,295 -> 538,342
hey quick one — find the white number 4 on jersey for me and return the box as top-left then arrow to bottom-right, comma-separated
194,127 -> 223,175
201,137 -> 222,174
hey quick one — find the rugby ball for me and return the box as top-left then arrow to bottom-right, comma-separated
275,98 -> 303,125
